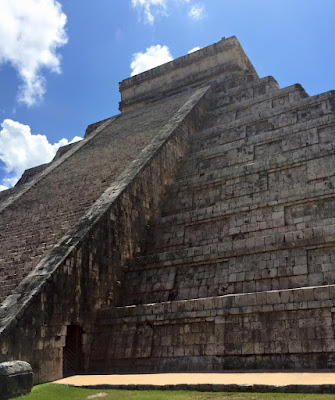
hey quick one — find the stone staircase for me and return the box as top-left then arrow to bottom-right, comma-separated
0,89 -> 192,303
90,71 -> 335,371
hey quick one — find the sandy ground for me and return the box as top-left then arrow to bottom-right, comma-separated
54,371 -> 335,387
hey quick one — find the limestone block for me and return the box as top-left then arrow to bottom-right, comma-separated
0,361 -> 33,400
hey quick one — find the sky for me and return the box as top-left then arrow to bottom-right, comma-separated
0,0 -> 334,190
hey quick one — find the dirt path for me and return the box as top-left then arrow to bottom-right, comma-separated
54,371 -> 335,387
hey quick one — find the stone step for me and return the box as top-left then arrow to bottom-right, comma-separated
207,84 -> 308,125
127,215 -> 335,274
158,174 -> 335,233
211,76 -> 280,108
178,120 -> 335,184
214,74 -> 278,95
152,219 -> 335,261
189,114 -> 333,156
120,238 -> 335,306
213,71 -> 258,93
203,90 -> 330,131
91,284 -> 335,371
189,90 -> 335,148
213,72 -> 277,98
157,180 -> 335,234
187,115 -> 328,162
161,144 -> 335,217
148,195 -> 335,255
106,284 -> 335,320
194,85 -> 305,137
189,77 -> 279,136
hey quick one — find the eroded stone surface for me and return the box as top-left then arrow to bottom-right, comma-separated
0,90 -> 195,303
1,36 -> 335,384
0,361 -> 33,400
90,69 -> 335,372
0,83 -> 210,383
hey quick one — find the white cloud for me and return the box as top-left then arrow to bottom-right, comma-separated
0,0 -> 68,106
131,0 -> 199,24
188,47 -> 201,54
69,136 -> 82,144
188,4 -> 205,20
130,44 -> 173,76
0,119 -> 82,189
0,184 -> 9,191
131,0 -> 167,24
1,176 -> 17,190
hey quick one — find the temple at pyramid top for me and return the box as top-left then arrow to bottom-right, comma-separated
119,36 -> 258,112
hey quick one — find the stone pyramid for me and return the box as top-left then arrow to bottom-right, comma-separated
1,37 -> 335,383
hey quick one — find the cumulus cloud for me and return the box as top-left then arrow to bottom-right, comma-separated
131,0 -> 167,24
131,0 -> 204,24
188,4 -> 205,20
130,44 -> 173,76
0,119 -> 81,190
188,47 -> 201,54
0,0 -> 68,106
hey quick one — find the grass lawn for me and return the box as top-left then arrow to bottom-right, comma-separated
16,384 -> 335,400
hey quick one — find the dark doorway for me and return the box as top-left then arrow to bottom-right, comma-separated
63,325 -> 84,377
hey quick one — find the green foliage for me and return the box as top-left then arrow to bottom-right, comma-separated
17,384 -> 335,400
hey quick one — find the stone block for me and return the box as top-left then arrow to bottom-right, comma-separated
0,361 -> 33,400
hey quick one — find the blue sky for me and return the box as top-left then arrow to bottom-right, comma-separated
0,0 -> 334,189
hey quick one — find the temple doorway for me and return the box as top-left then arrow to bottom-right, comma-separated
63,325 -> 84,377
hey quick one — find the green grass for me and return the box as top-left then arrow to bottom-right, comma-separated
16,383 -> 335,400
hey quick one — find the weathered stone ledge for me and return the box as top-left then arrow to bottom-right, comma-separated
204,91 -> 335,133
213,75 -> 278,97
174,144 -> 335,189
127,228 -> 335,272
156,190 -> 335,228
209,84 -> 307,117
192,97 -> 335,143
97,284 -> 335,322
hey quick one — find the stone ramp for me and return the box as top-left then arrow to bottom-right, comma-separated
54,372 -> 335,393
0,89 -> 193,303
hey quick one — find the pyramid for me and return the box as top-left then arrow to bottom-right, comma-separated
1,37 -> 335,383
